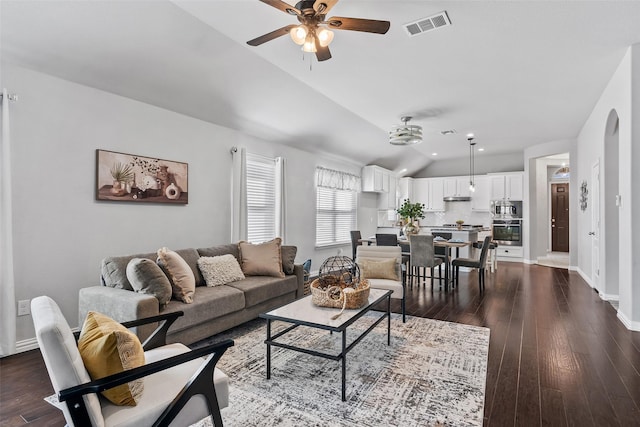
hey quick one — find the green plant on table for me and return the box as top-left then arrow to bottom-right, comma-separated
396,199 -> 425,223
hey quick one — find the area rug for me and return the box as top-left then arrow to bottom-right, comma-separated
191,313 -> 490,427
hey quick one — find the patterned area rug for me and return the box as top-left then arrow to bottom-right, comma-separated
192,313 -> 490,427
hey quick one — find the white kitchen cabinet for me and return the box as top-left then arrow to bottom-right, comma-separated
489,172 -> 523,200
361,165 -> 390,193
398,177 -> 413,204
443,177 -> 471,198
377,174 -> 397,210
496,246 -> 523,259
412,178 -> 444,212
471,176 -> 491,211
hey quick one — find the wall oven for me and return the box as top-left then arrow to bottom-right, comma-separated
492,219 -> 523,246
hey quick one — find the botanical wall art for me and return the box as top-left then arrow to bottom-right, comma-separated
96,149 -> 188,204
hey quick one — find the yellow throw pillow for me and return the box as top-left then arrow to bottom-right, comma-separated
238,238 -> 285,278
157,247 -> 196,303
78,311 -> 145,406
358,258 -> 399,281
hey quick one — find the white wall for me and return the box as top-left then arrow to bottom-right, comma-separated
414,152 -> 524,178
4,64 -> 371,344
575,45 -> 637,325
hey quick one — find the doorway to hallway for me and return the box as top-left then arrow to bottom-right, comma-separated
551,183 -> 569,252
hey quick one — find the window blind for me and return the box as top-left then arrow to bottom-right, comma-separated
246,153 -> 276,243
315,186 -> 357,246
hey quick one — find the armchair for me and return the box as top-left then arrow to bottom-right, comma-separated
32,296 -> 233,427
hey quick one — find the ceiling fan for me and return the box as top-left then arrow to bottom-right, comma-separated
247,0 -> 390,61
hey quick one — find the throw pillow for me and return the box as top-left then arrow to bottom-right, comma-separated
197,255 -> 245,287
280,245 -> 297,275
78,311 -> 145,406
156,247 -> 196,303
358,258 -> 399,281
126,258 -> 172,308
238,238 -> 285,278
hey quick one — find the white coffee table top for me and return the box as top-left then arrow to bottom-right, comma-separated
261,288 -> 391,330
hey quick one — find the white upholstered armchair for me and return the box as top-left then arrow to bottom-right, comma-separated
31,296 -> 232,427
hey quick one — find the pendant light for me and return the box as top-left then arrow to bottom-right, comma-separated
468,134 -> 476,192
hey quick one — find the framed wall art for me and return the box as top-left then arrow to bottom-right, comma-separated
96,149 -> 188,204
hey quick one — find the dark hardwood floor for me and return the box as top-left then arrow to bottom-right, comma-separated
2,261 -> 640,426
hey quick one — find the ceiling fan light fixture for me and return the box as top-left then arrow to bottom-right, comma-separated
389,116 -> 423,146
302,33 -> 317,52
290,25 -> 308,45
317,27 -> 334,47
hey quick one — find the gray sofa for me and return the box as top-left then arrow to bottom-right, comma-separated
79,243 -> 304,344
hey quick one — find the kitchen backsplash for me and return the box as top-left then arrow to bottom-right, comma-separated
377,201 -> 492,227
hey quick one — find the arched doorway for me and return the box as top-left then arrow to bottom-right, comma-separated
603,109 -> 619,300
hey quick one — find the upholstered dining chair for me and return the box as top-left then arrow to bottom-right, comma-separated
356,245 -> 406,322
375,233 -> 398,246
409,234 -> 444,288
431,231 -> 452,262
452,235 -> 492,291
31,296 -> 233,427
350,230 -> 362,260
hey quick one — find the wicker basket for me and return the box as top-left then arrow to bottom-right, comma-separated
310,278 -> 370,309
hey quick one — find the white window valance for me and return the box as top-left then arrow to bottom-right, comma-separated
315,166 -> 361,192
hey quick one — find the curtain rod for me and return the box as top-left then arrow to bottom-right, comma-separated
0,93 -> 18,102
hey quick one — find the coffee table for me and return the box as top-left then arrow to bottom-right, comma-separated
260,288 -> 393,401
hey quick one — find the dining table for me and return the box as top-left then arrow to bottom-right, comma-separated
358,236 -> 472,291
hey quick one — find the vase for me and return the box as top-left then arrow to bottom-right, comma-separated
165,183 -> 181,200
403,222 -> 420,236
110,180 -> 126,196
457,224 -> 463,230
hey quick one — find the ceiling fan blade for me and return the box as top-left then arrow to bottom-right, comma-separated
259,0 -> 300,16
326,17 -> 390,34
247,25 -> 297,46
313,0 -> 339,15
315,39 -> 332,61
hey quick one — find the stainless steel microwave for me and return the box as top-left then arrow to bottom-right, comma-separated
491,200 -> 522,218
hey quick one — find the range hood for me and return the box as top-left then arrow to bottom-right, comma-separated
443,196 -> 472,202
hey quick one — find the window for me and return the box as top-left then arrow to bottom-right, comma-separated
246,153 -> 277,243
315,167 -> 360,247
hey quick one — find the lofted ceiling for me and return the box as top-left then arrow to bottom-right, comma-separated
2,1 -> 640,175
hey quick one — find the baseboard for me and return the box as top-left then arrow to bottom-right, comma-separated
523,258 -> 536,264
576,267 -> 594,288
617,310 -> 640,331
599,293 -> 619,302
15,337 -> 40,354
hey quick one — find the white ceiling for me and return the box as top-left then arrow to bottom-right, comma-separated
2,1 -> 640,175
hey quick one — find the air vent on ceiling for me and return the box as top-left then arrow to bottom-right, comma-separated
404,11 -> 451,37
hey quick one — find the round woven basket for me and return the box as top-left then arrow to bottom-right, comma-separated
310,278 -> 370,309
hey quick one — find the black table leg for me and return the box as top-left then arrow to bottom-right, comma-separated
342,331 -> 347,401
266,319 -> 271,379
387,295 -> 391,346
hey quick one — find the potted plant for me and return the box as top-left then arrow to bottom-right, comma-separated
110,162 -> 134,196
456,219 -> 465,230
397,199 -> 425,236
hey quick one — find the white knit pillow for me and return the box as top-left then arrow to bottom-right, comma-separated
197,255 -> 245,287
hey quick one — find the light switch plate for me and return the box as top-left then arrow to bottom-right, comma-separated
17,299 -> 30,316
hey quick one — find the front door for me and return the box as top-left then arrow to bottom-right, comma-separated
551,183 -> 570,252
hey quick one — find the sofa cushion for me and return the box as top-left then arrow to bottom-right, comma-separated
226,275 -> 298,307
197,255 -> 245,287
126,258 -> 172,308
197,244 -> 239,260
157,248 -> 195,304
238,238 -> 285,278
102,248 -> 204,291
162,285 -> 246,332
280,245 -> 297,275
78,311 -> 145,406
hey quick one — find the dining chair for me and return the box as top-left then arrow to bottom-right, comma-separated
375,233 -> 398,246
452,235 -> 492,291
350,230 -> 362,260
431,232 -> 452,262
409,234 -> 443,288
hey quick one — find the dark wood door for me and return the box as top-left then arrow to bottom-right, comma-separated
552,183 -> 570,252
